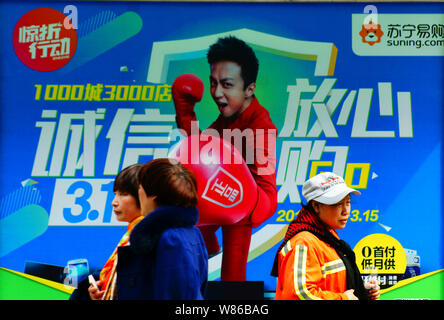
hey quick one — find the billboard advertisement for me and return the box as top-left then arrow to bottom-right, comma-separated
0,1 -> 443,299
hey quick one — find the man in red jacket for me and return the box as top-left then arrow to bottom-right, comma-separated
172,36 -> 277,281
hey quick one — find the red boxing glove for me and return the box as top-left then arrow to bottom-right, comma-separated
169,134 -> 258,226
172,74 -> 204,134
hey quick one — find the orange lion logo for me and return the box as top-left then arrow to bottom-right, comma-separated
359,21 -> 384,46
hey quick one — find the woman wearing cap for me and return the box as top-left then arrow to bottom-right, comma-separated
271,172 -> 380,300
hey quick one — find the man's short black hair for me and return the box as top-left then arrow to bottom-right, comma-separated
207,36 -> 259,89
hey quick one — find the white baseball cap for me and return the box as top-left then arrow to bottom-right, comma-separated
302,172 -> 361,205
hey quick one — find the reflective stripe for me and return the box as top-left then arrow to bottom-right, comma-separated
280,241 -> 292,257
321,259 -> 346,278
293,245 -> 322,300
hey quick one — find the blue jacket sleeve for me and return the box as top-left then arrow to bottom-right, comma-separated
153,228 -> 207,300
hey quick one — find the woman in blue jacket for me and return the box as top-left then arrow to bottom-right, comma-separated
111,158 -> 208,300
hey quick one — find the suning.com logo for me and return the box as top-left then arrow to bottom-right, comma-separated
353,5 -> 444,56
385,24 -> 444,49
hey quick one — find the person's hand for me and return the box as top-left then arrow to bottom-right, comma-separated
88,280 -> 104,300
344,289 -> 359,300
365,280 -> 380,300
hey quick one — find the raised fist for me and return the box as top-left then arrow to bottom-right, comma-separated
172,73 -> 204,116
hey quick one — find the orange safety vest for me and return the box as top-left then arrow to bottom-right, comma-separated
275,230 -> 349,300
